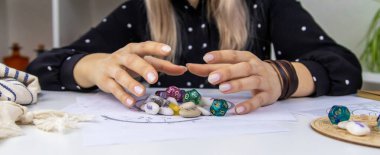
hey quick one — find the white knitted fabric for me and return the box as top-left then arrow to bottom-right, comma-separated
0,63 -> 92,139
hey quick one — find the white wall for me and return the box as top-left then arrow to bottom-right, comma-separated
300,0 -> 379,56
5,0 -> 52,60
0,0 -> 8,61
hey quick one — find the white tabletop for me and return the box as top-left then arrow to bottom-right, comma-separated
0,90 -> 379,155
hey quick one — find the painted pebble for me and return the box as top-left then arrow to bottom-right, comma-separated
179,107 -> 202,118
167,97 -> 179,105
183,89 -> 202,105
196,106 -> 211,116
166,86 -> 184,102
144,102 -> 160,115
337,121 -> 349,129
169,103 -> 180,115
346,121 -> 371,136
180,102 -> 196,109
328,105 -> 350,125
210,99 -> 229,116
159,107 -> 174,116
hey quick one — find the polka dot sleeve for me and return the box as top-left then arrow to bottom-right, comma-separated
27,0 -> 146,91
269,0 -> 362,96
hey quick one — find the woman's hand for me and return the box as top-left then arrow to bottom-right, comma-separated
74,41 -> 187,108
187,50 -> 282,115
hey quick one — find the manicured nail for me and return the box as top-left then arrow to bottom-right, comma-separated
126,98 -> 134,107
147,72 -> 156,83
181,66 -> 188,71
208,73 -> 220,83
161,45 -> 171,53
203,54 -> 214,62
219,83 -> 231,92
236,106 -> 246,114
134,86 -> 144,95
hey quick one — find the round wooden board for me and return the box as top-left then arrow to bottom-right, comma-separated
310,116 -> 380,148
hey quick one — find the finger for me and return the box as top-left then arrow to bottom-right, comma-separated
103,78 -> 135,108
234,93 -> 268,115
110,67 -> 146,97
218,75 -> 267,93
144,56 -> 187,76
203,50 -> 256,64
186,63 -> 230,77
207,61 -> 264,85
119,54 -> 158,84
123,41 -> 172,57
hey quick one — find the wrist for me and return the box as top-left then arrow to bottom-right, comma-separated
74,53 -> 108,88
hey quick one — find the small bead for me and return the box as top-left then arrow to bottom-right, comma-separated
76,85 -> 81,90
121,5 -> 127,9
47,66 -> 52,71
277,51 -> 282,55
61,86 -> 66,90
102,18 -> 107,22
184,5 -> 189,9
253,4 -> 258,9
85,39 -> 91,44
313,76 -> 317,82
188,27 -> 193,32
66,56 -> 72,61
188,45 -> 193,50
257,23 -> 262,28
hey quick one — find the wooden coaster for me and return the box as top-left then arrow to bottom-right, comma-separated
310,115 -> 380,148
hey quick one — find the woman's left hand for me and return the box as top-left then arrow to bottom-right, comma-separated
187,50 -> 282,115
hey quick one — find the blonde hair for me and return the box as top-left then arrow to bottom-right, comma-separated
145,0 -> 249,63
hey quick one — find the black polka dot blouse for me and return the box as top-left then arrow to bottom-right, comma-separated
27,0 -> 362,97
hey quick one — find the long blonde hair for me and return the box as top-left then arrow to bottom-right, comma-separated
145,0 -> 249,63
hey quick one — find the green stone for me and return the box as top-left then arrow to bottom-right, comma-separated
210,99 -> 229,116
183,89 -> 202,105
328,105 -> 350,125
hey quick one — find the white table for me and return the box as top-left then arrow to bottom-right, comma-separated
0,90 -> 379,155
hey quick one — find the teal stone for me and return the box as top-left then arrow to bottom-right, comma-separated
183,89 -> 202,105
328,105 -> 351,125
210,99 -> 229,116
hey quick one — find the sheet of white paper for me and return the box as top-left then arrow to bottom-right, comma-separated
63,89 -> 293,146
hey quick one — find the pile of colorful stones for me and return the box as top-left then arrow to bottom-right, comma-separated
328,105 -> 372,136
139,86 -> 230,118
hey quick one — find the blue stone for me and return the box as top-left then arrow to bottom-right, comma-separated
328,105 -> 350,125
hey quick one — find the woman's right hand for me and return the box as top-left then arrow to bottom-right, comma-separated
73,41 -> 187,108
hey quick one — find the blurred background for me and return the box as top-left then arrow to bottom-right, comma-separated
0,0 -> 379,89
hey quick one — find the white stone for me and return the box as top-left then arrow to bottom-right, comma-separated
167,97 -> 178,105
159,107 -> 174,116
346,121 -> 371,136
196,106 -> 211,116
144,102 -> 160,115
337,121 -> 349,129
179,108 -> 201,118
180,102 -> 196,109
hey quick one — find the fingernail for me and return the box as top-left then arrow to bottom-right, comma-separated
134,86 -> 144,95
219,83 -> 231,92
236,106 -> 246,114
147,72 -> 156,83
203,54 -> 214,62
161,45 -> 171,53
208,73 -> 220,83
126,98 -> 134,107
181,66 -> 188,71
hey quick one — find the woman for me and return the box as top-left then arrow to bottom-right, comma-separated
27,0 -> 362,114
